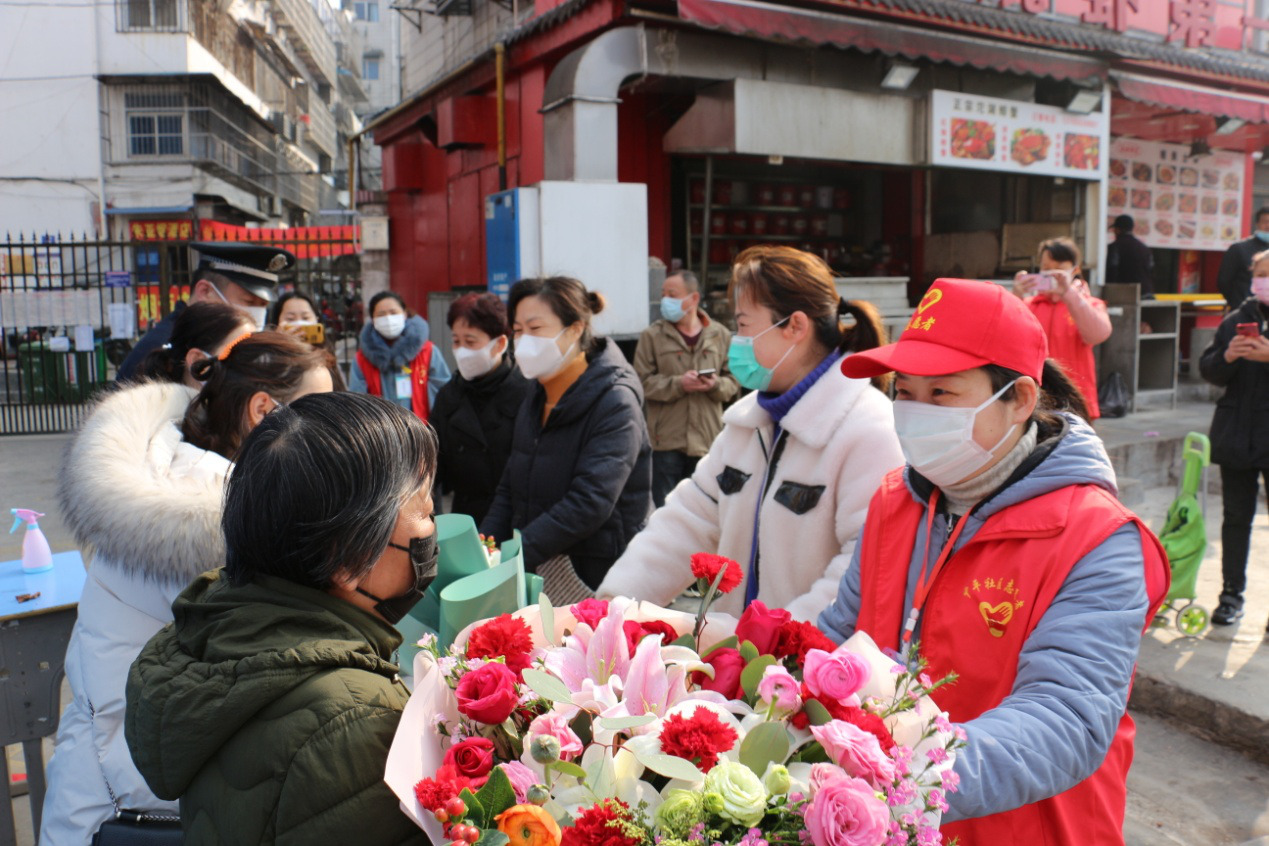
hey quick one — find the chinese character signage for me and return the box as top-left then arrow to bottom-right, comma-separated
1107,137 -> 1246,251
930,90 -> 1109,180
128,220 -> 194,241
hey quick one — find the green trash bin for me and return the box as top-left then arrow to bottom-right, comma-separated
18,341 -> 109,403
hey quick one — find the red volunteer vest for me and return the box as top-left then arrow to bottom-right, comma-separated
855,469 -> 1169,846
1028,297 -> 1103,420
356,341 -> 433,422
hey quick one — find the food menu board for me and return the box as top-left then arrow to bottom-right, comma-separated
930,90 -> 1109,180
1107,138 -> 1246,252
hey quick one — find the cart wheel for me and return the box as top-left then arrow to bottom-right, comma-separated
1176,603 -> 1209,637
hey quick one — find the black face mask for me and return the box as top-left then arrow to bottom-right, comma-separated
356,533 -> 438,625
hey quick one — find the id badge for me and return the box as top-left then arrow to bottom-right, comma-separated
395,371 -> 413,398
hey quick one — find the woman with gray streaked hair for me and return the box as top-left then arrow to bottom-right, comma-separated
124,392 -> 434,844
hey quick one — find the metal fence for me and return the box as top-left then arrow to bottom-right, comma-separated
0,232 -> 363,435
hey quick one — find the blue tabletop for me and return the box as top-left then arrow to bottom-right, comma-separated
0,551 -> 87,621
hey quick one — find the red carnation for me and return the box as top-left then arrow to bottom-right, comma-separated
622,619 -> 680,654
690,553 -> 743,594
657,706 -> 739,773
561,800 -> 640,846
773,619 -> 836,664
413,775 -> 467,813
466,614 -> 534,676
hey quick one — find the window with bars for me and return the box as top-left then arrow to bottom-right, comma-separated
128,113 -> 184,156
118,0 -> 184,31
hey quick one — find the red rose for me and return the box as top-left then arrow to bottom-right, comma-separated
690,647 -> 745,699
735,600 -> 791,656
622,620 -> 680,654
774,619 -> 836,663
441,737 -> 496,788
466,614 -> 534,676
690,553 -> 743,594
454,661 -> 520,724
570,598 -> 610,629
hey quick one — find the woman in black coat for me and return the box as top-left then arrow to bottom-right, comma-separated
431,293 -> 532,524
1199,248 -> 1269,627
480,277 -> 652,596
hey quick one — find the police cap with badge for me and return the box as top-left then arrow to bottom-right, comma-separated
190,242 -> 296,302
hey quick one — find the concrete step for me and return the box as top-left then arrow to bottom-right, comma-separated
1117,476 -> 1145,507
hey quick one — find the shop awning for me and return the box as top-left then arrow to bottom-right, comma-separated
677,0 -> 1106,83
1112,71 -> 1269,125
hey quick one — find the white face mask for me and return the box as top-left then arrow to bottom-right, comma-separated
374,313 -> 406,340
210,282 -> 267,331
892,380 -> 1019,489
454,337 -> 503,380
516,328 -> 575,381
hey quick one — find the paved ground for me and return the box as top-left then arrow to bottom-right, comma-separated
4,411 -> 1269,845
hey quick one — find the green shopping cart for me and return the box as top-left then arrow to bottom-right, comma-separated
1153,432 -> 1212,637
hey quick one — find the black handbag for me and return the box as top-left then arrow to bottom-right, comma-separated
87,699 -> 184,846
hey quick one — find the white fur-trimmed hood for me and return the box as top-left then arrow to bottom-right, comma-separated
58,381 -> 231,585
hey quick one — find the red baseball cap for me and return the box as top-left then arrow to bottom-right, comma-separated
841,278 -> 1047,381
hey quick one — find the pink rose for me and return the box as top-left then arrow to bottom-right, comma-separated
811,721 -> 896,790
756,665 -> 801,714
524,712 -> 584,761
454,661 -> 520,724
498,761 -> 538,804
807,762 -> 848,795
570,598 -> 610,629
804,775 -> 889,846
803,648 -> 871,702
690,647 -> 745,699
735,601 -> 791,656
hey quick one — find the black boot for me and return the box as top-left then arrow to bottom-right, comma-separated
1213,592 -> 1244,626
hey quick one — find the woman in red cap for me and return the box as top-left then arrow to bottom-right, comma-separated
818,278 -> 1169,846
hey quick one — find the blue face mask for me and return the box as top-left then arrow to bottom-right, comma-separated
1255,230 -> 1269,244
728,317 -> 792,391
660,296 -> 687,323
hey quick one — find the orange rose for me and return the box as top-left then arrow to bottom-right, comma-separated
495,804 -> 562,846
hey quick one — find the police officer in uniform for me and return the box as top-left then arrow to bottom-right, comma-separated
117,242 -> 295,382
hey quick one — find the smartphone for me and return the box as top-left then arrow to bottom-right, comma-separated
697,368 -> 717,377
284,322 -> 325,345
1022,272 -> 1056,292
1236,322 -> 1260,339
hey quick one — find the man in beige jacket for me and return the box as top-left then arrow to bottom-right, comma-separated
635,270 -> 740,507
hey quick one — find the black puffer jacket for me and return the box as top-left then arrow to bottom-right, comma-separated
480,338 -> 652,588
431,358 -> 532,524
1199,297 -> 1269,468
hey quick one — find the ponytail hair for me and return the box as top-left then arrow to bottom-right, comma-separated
730,245 -> 889,388
181,330 -> 331,460
983,359 -> 1091,427
137,302 -> 254,384
508,276 -> 607,355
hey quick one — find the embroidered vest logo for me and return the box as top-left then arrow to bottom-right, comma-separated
962,575 -> 1025,638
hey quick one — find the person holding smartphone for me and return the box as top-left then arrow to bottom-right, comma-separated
633,270 -> 740,507
1199,249 -> 1269,627
1011,237 -> 1112,419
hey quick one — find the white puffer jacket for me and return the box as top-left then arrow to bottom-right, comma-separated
40,382 -> 230,846
597,357 -> 904,621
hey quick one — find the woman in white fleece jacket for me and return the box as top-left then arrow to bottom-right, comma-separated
597,246 -> 903,621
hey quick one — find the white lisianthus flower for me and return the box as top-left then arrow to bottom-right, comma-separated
703,761 -> 768,827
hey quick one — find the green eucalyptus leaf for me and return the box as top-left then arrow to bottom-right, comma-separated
739,654 -> 777,702
700,635 -> 738,659
738,721 -> 790,778
801,699 -> 833,726
551,760 -> 589,779
670,634 -> 696,649
596,714 -> 658,731
738,640 -> 760,664
630,748 -> 704,783
539,594 -> 556,647
521,669 -> 574,704
474,830 -> 510,846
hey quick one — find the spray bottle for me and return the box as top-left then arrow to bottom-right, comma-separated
10,509 -> 53,574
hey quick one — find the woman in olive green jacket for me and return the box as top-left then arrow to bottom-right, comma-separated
126,393 -> 436,846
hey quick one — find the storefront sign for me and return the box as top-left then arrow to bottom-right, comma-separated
128,220 -> 193,241
930,90 -> 1109,180
1107,137 -> 1245,251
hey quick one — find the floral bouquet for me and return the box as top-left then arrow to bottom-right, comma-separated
385,554 -> 965,846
